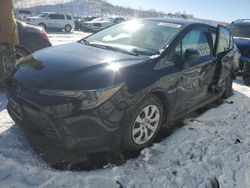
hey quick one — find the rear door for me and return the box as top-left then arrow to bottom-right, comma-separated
174,26 -> 217,115
47,14 -> 58,28
57,14 -> 66,29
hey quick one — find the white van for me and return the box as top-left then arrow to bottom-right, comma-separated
26,12 -> 75,32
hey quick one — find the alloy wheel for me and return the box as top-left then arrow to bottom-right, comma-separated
132,105 -> 160,145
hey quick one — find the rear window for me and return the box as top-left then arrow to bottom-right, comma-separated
228,24 -> 250,38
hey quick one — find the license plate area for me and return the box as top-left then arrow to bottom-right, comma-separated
9,98 -> 23,121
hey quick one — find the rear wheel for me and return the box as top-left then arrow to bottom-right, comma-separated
123,95 -> 163,151
65,24 -> 72,32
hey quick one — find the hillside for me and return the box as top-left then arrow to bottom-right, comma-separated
14,0 -> 170,18
14,0 -> 227,26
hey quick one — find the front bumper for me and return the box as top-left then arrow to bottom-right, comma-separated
6,88 -> 130,165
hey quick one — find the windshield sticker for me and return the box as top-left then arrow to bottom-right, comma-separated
158,22 -> 182,28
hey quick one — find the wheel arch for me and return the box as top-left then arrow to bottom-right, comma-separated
38,22 -> 47,28
149,91 -> 169,124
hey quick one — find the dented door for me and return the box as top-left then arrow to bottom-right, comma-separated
174,26 -> 217,115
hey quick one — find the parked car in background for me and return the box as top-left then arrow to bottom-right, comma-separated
83,17 -> 125,32
15,9 -> 32,21
73,16 -> 82,31
228,19 -> 250,85
7,19 -> 239,165
26,12 -> 75,32
79,16 -> 98,31
16,20 -> 52,59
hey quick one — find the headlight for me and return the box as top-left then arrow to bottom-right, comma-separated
39,83 -> 124,110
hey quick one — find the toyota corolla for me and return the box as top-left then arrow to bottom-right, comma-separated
6,19 -> 239,165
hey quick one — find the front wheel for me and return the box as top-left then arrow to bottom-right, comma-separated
65,25 -> 72,32
122,95 -> 163,151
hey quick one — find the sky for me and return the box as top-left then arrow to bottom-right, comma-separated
106,0 -> 250,23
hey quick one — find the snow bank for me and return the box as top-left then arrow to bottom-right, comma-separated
0,78 -> 250,188
47,31 -> 90,46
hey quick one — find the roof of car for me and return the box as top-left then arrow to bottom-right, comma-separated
231,19 -> 250,24
230,23 -> 250,26
144,18 -> 200,26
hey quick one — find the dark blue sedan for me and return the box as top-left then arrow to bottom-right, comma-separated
7,18 -> 239,166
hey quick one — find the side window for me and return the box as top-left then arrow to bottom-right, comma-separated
58,14 -> 65,20
216,26 -> 232,54
48,14 -> 57,19
172,26 -> 212,65
182,27 -> 211,58
48,14 -> 65,20
66,15 -> 72,20
19,10 -> 31,15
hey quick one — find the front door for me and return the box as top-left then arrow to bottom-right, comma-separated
174,26 -> 217,115
213,25 -> 234,89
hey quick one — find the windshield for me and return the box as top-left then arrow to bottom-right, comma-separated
228,24 -> 250,38
84,20 -> 182,56
92,18 -> 105,22
37,13 -> 48,17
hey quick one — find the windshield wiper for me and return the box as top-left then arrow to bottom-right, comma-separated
78,39 -> 90,45
131,48 -> 161,56
88,43 -> 140,56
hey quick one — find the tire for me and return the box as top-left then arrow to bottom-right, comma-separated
242,63 -> 250,86
65,24 -> 72,32
222,75 -> 233,99
122,95 -> 163,151
15,47 -> 29,60
243,75 -> 250,86
38,23 -> 47,30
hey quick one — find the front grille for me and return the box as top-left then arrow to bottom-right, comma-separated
24,105 -> 59,139
7,92 -> 65,149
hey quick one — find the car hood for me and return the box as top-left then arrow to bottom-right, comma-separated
85,20 -> 111,24
13,42 -> 149,90
27,16 -> 42,19
234,37 -> 250,49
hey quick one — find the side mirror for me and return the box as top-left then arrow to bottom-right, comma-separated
184,49 -> 201,62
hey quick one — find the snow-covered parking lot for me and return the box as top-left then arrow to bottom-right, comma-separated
0,31 -> 250,188
47,31 -> 91,46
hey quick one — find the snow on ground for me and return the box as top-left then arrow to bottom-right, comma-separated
1,32 -> 250,187
0,78 -> 250,188
47,31 -> 91,46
